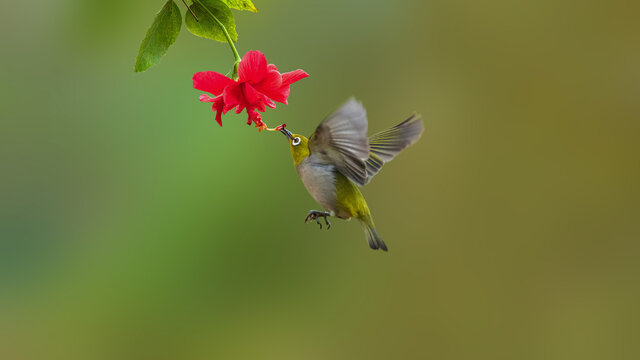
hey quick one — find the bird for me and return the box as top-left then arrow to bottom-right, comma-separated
279,98 -> 424,251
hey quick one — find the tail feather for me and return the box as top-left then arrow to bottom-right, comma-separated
365,113 -> 424,183
364,224 -> 388,251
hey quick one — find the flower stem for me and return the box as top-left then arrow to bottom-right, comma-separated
192,0 -> 241,80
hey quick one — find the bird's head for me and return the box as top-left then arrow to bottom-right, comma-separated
280,127 -> 309,167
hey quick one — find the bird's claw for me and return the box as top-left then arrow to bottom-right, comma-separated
304,210 -> 331,230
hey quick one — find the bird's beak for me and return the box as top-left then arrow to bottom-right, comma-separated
280,128 -> 293,140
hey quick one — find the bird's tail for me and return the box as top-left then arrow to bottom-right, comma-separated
362,222 -> 388,251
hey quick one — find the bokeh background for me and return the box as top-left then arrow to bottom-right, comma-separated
1,0 -> 639,359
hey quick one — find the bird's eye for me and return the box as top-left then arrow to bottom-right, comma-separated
292,137 -> 301,146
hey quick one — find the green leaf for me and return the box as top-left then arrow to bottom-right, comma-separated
185,0 -> 238,43
221,0 -> 258,12
134,1 -> 182,72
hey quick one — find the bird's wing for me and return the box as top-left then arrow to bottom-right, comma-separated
309,98 -> 370,186
364,113 -> 424,183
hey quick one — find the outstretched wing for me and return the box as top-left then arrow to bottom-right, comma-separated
365,113 -> 424,183
309,98 -> 370,186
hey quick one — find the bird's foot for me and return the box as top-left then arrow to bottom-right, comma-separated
304,210 -> 331,230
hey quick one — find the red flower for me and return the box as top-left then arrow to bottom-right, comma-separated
193,50 -> 309,129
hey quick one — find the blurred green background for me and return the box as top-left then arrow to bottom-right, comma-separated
1,0 -> 639,359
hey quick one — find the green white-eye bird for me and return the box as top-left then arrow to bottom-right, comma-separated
279,98 -> 423,251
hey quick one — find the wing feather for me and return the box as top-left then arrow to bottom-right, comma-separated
309,98 -> 369,186
364,113 -> 423,183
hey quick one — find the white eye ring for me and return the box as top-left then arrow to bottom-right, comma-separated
292,137 -> 301,146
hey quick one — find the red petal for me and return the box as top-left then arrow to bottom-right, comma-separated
258,84 -> 290,104
242,83 -> 260,106
205,95 -> 225,126
239,51 -> 267,83
193,71 -> 235,95
252,68 -> 282,92
247,108 -> 262,126
258,70 -> 308,104
262,95 -> 276,109
242,83 -> 275,112
199,94 -> 216,102
213,102 -> 224,126
223,82 -> 245,113
281,69 -> 309,86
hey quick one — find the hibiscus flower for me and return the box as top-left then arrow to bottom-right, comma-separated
193,50 -> 309,129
